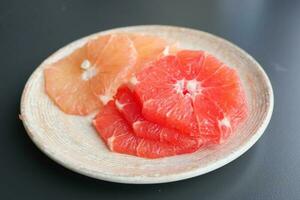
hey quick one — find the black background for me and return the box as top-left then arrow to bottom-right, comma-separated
1,0 -> 300,199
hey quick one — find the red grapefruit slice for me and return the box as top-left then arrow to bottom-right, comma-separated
134,50 -> 248,143
114,85 -> 200,149
93,101 -> 198,158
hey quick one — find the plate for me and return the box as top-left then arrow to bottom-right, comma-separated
20,25 -> 273,184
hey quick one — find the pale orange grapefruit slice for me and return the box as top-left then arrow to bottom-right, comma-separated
44,34 -> 137,115
44,45 -> 102,115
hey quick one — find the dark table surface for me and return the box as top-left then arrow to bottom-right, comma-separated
1,0 -> 300,199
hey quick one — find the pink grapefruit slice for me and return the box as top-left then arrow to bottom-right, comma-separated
114,85 -> 201,149
134,50 -> 248,144
93,101 -> 199,158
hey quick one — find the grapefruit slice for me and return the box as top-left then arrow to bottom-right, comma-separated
93,101 -> 198,158
134,50 -> 248,143
114,85 -> 200,149
44,45 -> 102,115
44,34 -> 137,115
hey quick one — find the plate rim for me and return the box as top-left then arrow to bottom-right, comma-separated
20,25 -> 274,184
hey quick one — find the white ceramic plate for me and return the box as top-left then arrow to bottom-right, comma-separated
20,25 -> 273,184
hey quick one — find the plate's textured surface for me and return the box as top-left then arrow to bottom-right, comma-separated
20,25 -> 273,184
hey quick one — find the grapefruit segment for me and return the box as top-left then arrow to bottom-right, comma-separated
92,101 -> 127,141
133,120 -> 200,149
176,50 -> 205,79
201,64 -> 248,131
114,86 -> 143,124
109,134 -> 140,156
136,139 -> 175,158
128,33 -> 178,70
193,95 -> 230,144
203,84 -> 248,131
89,34 -> 138,102
86,35 -> 111,62
142,96 -> 199,136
